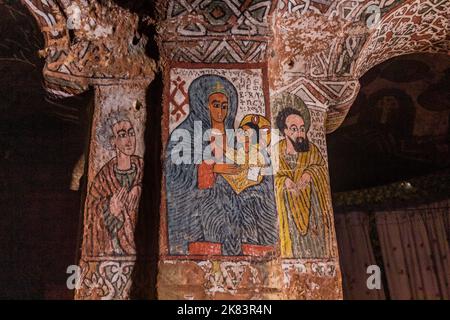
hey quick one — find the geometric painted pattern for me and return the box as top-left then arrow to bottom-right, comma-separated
169,76 -> 189,130
21,0 -> 157,97
271,0 -> 449,133
355,0 -> 450,77
164,0 -> 273,35
158,0 -> 275,63
164,39 -> 268,63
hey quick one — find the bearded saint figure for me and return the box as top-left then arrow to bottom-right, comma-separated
274,94 -> 335,259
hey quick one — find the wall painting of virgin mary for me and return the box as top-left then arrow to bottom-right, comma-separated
165,71 -> 278,257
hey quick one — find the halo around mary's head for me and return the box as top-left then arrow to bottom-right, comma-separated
184,74 -> 238,131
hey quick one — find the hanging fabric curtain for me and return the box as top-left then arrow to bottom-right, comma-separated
335,212 -> 386,300
375,199 -> 450,300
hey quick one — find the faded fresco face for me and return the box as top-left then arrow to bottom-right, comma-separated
237,125 -> 257,154
84,110 -> 144,258
112,120 -> 136,156
208,92 -> 229,124
284,114 -> 308,153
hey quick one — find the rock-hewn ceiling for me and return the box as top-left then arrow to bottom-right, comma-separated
328,53 -> 450,192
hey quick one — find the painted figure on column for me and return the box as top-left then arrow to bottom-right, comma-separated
273,93 -> 334,259
166,74 -> 277,257
84,110 -> 144,257
221,114 -> 272,195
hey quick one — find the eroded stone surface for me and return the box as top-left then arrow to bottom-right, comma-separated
157,258 -> 342,300
21,0 -> 156,96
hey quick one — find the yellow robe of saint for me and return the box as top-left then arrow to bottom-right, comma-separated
274,139 -> 334,258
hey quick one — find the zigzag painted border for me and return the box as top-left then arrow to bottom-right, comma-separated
165,40 -> 268,63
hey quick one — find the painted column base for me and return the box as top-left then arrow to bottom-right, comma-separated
157,259 -> 342,300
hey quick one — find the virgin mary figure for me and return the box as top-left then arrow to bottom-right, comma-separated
165,74 -> 277,256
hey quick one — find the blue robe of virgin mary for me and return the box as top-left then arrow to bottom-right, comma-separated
165,74 -> 277,256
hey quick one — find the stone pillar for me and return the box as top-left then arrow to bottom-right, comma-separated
156,1 -> 344,299
20,0 -> 156,299
268,93 -> 344,299
75,81 -> 150,300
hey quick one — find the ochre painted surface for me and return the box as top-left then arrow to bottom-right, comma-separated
75,83 -> 150,299
157,0 -> 343,300
20,0 -> 449,300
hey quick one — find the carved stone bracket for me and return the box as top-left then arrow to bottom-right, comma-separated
21,0 -> 156,96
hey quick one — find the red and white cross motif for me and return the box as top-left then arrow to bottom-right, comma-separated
169,76 -> 189,131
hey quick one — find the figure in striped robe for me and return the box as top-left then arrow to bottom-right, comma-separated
84,113 -> 143,257
274,106 -> 334,258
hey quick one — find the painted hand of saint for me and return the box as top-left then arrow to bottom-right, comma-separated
297,172 -> 311,190
284,173 -> 312,193
109,187 -> 128,217
284,178 -> 298,193
126,185 -> 141,212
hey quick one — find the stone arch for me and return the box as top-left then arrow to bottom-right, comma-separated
354,0 -> 449,78
20,0 -> 69,48
19,0 -> 87,96
327,0 -> 449,134
19,1 -> 156,98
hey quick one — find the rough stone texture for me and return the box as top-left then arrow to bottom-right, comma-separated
354,0 -> 449,77
21,0 -> 156,96
21,0 -> 157,300
156,0 -> 343,300
75,82 -> 150,299
158,258 -> 341,300
329,53 -> 450,194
